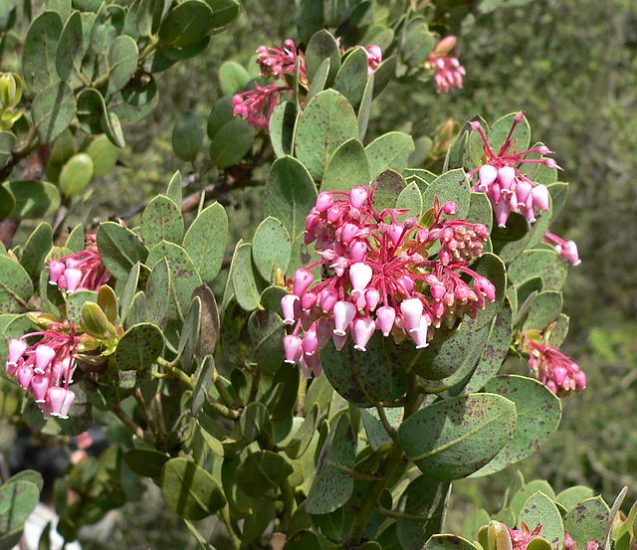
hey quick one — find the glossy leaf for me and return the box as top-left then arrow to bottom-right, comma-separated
172,112 -> 204,162
158,0 -> 214,49
209,117 -> 254,168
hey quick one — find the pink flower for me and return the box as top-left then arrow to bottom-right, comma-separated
256,39 -> 305,80
468,114 -> 561,228
508,522 -> 543,550
523,332 -> 586,397
280,186 -> 495,374
426,36 -> 466,94
4,322 -> 80,418
49,233 -> 108,293
232,83 -> 287,129
544,231 -> 581,266
363,44 -> 383,75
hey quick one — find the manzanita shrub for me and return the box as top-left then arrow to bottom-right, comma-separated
0,0 -> 629,549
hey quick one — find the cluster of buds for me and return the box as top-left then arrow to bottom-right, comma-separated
0,72 -> 24,130
280,185 -> 496,375
425,36 -> 466,94
233,39 -> 382,129
543,231 -> 581,266
49,233 -> 108,293
508,522 -> 544,550
468,113 -> 560,227
4,323 -> 79,418
521,331 -> 586,396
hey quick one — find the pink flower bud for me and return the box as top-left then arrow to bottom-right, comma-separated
30,374 -> 49,402
442,201 -> 458,215
573,371 -> 587,390
49,260 -> 65,284
59,389 -> 76,419
494,202 -> 511,228
400,298 -> 423,333
479,164 -> 498,189
283,335 -> 303,364
333,301 -> 356,336
319,288 -> 338,313
498,166 -> 516,191
387,223 -> 404,247
411,317 -> 429,349
349,262 -> 373,297
340,222 -> 359,244
47,385 -> 67,417
531,184 -> 550,211
349,186 -> 368,209
469,120 -> 482,132
515,181 -> 532,203
64,267 -> 83,292
35,345 -> 56,374
561,240 -> 581,266
301,292 -> 317,310
365,288 -> 380,311
316,192 -> 334,212
552,366 -> 567,385
293,268 -> 314,296
477,276 -> 496,301
514,111 -> 525,123
17,364 -> 34,389
352,317 -> 376,351
281,294 -> 299,325
7,338 -> 27,365
349,240 -> 367,261
302,329 -> 319,356
430,282 -> 446,301
376,306 -> 396,336
332,332 -> 348,351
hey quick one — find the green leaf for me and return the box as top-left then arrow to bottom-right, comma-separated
96,221 -> 148,280
56,11 -> 83,81
32,81 -> 75,143
158,0 -> 213,48
284,405 -> 320,459
165,171 -> 182,206
322,138 -> 370,192
247,310 -> 284,374
114,323 -> 164,370
118,261 -> 140,322
0,256 -> 33,313
65,290 -> 97,324
218,60 -> 250,96
372,55 -> 396,98
269,101 -> 296,158
236,451 -> 293,498
422,169 -> 472,219
90,4 -> 124,54
159,458 -> 226,519
396,181 -> 423,219
305,29 -> 340,84
107,35 -> 138,94
357,70 -> 374,139
556,486 -> 595,511
473,253 -> 507,330
305,414 -> 356,514
21,222 -> 53,281
178,296 -> 201,373
183,202 -> 228,285
422,535 -> 478,550
101,110 -> 126,148
263,156 -> 317,272
294,89 -> 359,180
471,375 -> 561,476
321,334 -> 407,406
333,46 -> 369,108
146,241 -> 203,321
488,112 -> 531,156
231,241 -> 260,312
509,249 -> 568,291
203,0 -> 239,28
522,291 -> 563,331
518,492 -> 564,547
209,117 -> 254,168
112,75 -> 159,125
366,132 -> 416,179
191,355 -> 214,415
307,57 -> 331,101
2,181 -> 60,219
22,10 -> 63,93
85,135 -> 120,178
172,112 -> 204,162
206,97 -> 233,140
124,449 -> 169,479
400,19 -> 435,66
397,478 -> 452,550
563,497 -> 610,548
252,217 -> 291,280
397,393 -> 517,480
0,480 -> 40,534
59,153 -> 94,197
141,195 -> 184,247
145,258 -> 170,326
239,402 -> 272,443
510,480 -> 556,518
76,87 -> 107,134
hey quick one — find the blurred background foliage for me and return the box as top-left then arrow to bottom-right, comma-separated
2,0 -> 636,546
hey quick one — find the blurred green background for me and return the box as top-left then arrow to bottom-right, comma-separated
3,0 -> 637,545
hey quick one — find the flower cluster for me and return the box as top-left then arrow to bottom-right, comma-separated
49,233 -> 108,293
233,39 -> 382,129
508,522 -> 543,550
280,185 -> 496,376
425,36 -> 466,94
468,113 -> 560,227
522,332 -> 586,396
5,323 -> 79,418
543,231 -> 581,266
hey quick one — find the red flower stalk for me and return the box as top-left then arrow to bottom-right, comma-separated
281,184 -> 495,376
